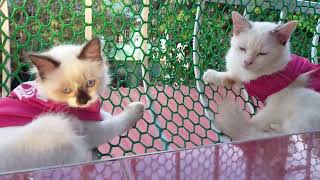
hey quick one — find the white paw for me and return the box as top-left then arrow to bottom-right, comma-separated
127,102 -> 145,114
124,102 -> 145,126
215,119 -> 226,134
268,123 -> 282,132
203,69 -> 220,85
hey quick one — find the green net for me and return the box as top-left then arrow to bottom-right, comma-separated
0,0 -> 319,158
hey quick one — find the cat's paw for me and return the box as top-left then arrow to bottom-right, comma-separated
124,102 -> 145,126
263,123 -> 282,132
127,102 -> 145,115
203,69 -> 220,85
222,77 -> 237,87
203,69 -> 237,87
215,118 -> 228,134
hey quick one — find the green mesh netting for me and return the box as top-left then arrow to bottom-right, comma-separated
0,0 -> 319,158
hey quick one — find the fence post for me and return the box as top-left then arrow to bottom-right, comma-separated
311,19 -> 320,64
141,0 -> 150,83
85,0 -> 93,40
0,0 -> 11,97
140,0 -> 168,149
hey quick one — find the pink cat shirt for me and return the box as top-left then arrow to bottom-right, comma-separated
0,81 -> 102,127
244,54 -> 320,103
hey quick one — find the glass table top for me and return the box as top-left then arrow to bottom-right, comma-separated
1,131 -> 320,180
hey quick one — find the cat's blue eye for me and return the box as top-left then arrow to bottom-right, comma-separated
86,80 -> 95,87
63,88 -> 72,94
258,52 -> 268,56
239,47 -> 246,52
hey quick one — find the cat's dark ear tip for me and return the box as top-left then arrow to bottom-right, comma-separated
26,52 -> 41,57
26,52 -> 35,61
26,53 -> 40,62
232,11 -> 242,17
89,37 -> 101,44
20,50 -> 29,59
27,53 -> 60,66
79,37 -> 103,61
290,20 -> 298,26
92,37 -> 101,41
86,37 -> 102,49
92,37 -> 101,40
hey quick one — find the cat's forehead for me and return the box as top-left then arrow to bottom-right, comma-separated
252,21 -> 278,32
61,61 -> 100,78
41,44 -> 105,80
240,22 -> 278,39
234,22 -> 279,48
46,63 -> 103,89
247,22 -> 278,40
44,44 -> 83,62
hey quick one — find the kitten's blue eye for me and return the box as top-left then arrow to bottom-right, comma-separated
63,88 -> 72,94
258,52 -> 268,56
239,47 -> 246,52
86,80 -> 95,87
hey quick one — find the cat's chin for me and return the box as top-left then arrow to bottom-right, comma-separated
67,97 -> 99,108
73,104 -> 92,108
68,102 -> 95,108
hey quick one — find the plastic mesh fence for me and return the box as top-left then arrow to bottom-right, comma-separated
0,0 -> 319,159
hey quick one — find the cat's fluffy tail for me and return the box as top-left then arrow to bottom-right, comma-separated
216,98 -> 255,141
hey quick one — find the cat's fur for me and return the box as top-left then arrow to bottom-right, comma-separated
203,12 -> 320,141
0,38 -> 144,173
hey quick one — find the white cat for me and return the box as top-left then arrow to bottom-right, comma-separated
203,12 -> 320,141
0,38 -> 144,173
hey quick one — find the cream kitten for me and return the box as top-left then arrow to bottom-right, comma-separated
0,38 -> 144,173
203,12 -> 320,141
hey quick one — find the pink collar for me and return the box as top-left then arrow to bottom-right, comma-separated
0,81 -> 102,127
244,54 -> 320,103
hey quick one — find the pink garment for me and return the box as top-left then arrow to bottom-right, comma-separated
244,54 -> 320,103
0,81 -> 102,127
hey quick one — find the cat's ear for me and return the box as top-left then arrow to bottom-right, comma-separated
232,11 -> 251,35
78,38 -> 102,61
271,21 -> 297,45
28,54 -> 60,79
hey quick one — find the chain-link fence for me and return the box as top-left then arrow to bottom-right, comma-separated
0,0 -> 319,158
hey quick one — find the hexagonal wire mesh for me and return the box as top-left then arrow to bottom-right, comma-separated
0,0 -> 319,159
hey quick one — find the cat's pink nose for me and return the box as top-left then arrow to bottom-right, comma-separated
244,59 -> 253,67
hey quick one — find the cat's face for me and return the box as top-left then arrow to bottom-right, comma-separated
230,12 -> 297,73
29,38 -> 110,107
